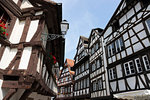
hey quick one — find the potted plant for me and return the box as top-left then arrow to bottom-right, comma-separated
48,53 -> 57,65
0,20 -> 8,39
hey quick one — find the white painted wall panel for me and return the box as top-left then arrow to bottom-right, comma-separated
123,32 -> 129,41
125,39 -> 130,48
138,30 -> 147,39
0,48 -> 17,69
133,43 -> 143,52
9,19 -> 25,44
142,38 -> 150,47
135,3 -> 141,12
118,80 -> 125,91
18,47 -> 32,69
110,82 -> 116,92
21,0 -> 33,9
116,64 -> 123,78
12,0 -> 19,4
127,8 -> 134,19
26,20 -> 39,42
121,51 -> 126,58
126,47 -> 133,55
104,27 -> 112,38
133,23 -> 144,33
127,77 -> 136,89
129,29 -> 134,37
119,15 -> 127,26
138,77 -> 144,89
131,36 -> 138,44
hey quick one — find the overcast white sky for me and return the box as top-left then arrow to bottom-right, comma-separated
53,0 -> 121,60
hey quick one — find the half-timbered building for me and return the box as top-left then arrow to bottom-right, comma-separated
56,58 -> 74,100
73,36 -> 90,100
89,28 -> 111,100
0,0 -> 65,99
103,0 -> 150,99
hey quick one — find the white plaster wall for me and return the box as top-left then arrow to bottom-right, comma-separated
21,0 -> 33,9
133,42 -> 143,52
35,11 -> 43,16
0,48 -> 17,69
116,64 -> 123,78
119,14 -> 127,26
118,80 -> 125,91
0,79 -> 4,99
142,38 -> 150,47
131,36 -> 138,44
42,25 -> 48,48
135,3 -> 141,12
127,77 -> 136,89
110,81 -> 116,92
18,47 -> 32,69
12,0 -> 19,4
104,27 -> 112,38
127,8 -> 135,19
37,54 -> 43,73
133,23 -> 144,33
26,20 -> 39,42
9,19 -> 25,44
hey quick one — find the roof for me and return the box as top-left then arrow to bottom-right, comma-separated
80,36 -> 88,42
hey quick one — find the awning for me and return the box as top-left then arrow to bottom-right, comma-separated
114,90 -> 150,100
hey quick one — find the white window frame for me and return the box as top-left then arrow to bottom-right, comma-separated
98,78 -> 103,90
109,67 -> 116,80
142,55 -> 150,71
134,58 -> 142,73
124,60 -> 135,76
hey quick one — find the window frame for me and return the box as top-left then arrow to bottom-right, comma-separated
124,60 -> 135,76
142,55 -> 150,71
109,67 -> 117,80
134,58 -> 142,73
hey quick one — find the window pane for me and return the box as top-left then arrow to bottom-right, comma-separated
142,55 -> 150,70
119,38 -> 124,50
135,58 -> 142,73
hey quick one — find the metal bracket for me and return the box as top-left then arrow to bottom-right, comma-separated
41,33 -> 64,41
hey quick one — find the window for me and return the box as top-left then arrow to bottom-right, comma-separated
84,78 -> 86,88
146,18 -> 150,33
93,81 -> 97,91
109,67 -> 116,80
115,38 -> 124,52
76,69 -> 78,75
142,55 -> 150,71
124,61 -> 135,76
107,37 -> 124,57
68,86 -> 70,93
75,83 -> 78,91
78,66 -> 80,74
81,80 -> 83,89
135,58 -> 142,73
97,79 -> 103,90
91,63 -> 96,72
85,61 -> 89,70
78,81 -> 80,90
81,64 -> 84,72
87,78 -> 89,87
107,43 -> 116,57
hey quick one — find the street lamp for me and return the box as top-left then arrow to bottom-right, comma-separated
61,20 -> 69,35
41,20 -> 69,41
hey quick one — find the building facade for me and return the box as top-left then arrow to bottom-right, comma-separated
0,0 -> 65,100
103,0 -> 150,99
88,28 -> 111,100
73,36 -> 90,100
56,58 -> 74,100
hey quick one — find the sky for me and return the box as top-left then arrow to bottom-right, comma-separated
53,0 -> 121,60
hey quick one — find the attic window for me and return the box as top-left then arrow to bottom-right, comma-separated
112,20 -> 120,32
